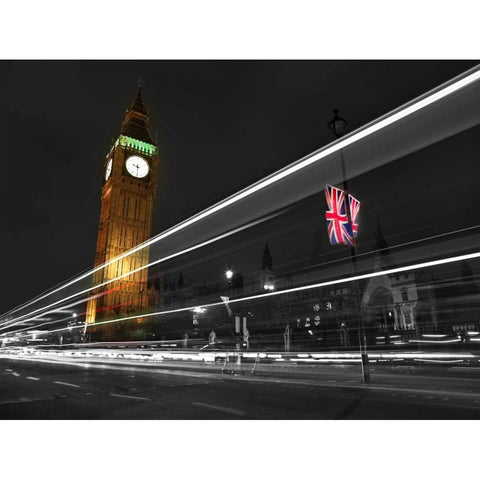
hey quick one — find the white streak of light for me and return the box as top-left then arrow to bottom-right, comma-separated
413,359 -> 464,364
109,393 -> 151,401
88,250 -> 480,330
409,338 -> 461,344
1,212 -> 282,329
4,66 -> 480,321
0,291 -> 102,331
53,381 -> 80,388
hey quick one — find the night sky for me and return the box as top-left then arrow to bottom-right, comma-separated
0,60 -> 478,313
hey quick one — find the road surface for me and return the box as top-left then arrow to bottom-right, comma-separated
2,354 -> 480,419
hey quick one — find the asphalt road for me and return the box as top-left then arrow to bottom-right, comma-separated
2,355 -> 480,419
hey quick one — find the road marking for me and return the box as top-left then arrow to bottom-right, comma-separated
109,393 -> 151,401
5,368 -> 12,372
85,393 -> 93,395
192,402 -> 245,416
26,377 -> 40,381
54,381 -> 80,388
0,397 -> 50,406
12,372 -> 20,377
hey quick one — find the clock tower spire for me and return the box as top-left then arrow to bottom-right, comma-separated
85,85 -> 159,339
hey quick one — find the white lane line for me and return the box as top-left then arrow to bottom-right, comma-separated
109,393 -> 151,401
0,397 -> 50,406
12,372 -> 20,377
5,368 -> 12,372
26,377 -> 40,381
54,381 -> 80,388
192,402 -> 245,417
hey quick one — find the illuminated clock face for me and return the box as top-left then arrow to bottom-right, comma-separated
105,158 -> 113,181
125,155 -> 149,178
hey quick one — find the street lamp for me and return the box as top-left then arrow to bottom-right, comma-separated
225,268 -> 233,281
328,109 -> 370,383
328,109 -> 347,138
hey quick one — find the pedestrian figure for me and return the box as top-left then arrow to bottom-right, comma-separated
208,329 -> 216,346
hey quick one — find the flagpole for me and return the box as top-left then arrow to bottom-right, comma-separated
329,110 -> 370,383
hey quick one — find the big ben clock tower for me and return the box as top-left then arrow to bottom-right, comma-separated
85,85 -> 159,337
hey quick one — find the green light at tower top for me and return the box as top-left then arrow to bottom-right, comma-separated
112,134 -> 157,156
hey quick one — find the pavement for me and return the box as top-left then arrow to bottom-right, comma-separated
2,352 -> 480,419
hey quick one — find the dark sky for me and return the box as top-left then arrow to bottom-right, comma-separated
0,60 -> 477,313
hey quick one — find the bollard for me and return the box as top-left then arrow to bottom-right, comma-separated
251,353 -> 260,375
235,351 -> 242,374
221,353 -> 229,374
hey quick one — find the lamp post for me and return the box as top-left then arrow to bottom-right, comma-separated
226,267 -> 245,351
225,266 -> 236,335
328,109 -> 370,383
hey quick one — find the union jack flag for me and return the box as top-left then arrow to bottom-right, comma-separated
325,184 -> 360,246
348,192 -> 361,238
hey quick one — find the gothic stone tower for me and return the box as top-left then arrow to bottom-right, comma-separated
260,243 -> 275,291
85,86 -> 159,335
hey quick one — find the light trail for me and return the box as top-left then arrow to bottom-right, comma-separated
1,348 -> 477,367
2,248 -> 480,340
109,393 -> 151,401
0,210 -> 284,330
1,316 -> 77,337
410,339 -> 461,344
54,381 -> 80,388
297,223 -> 480,273
3,65 -> 480,322
0,291 -> 102,332
85,249 -> 480,330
